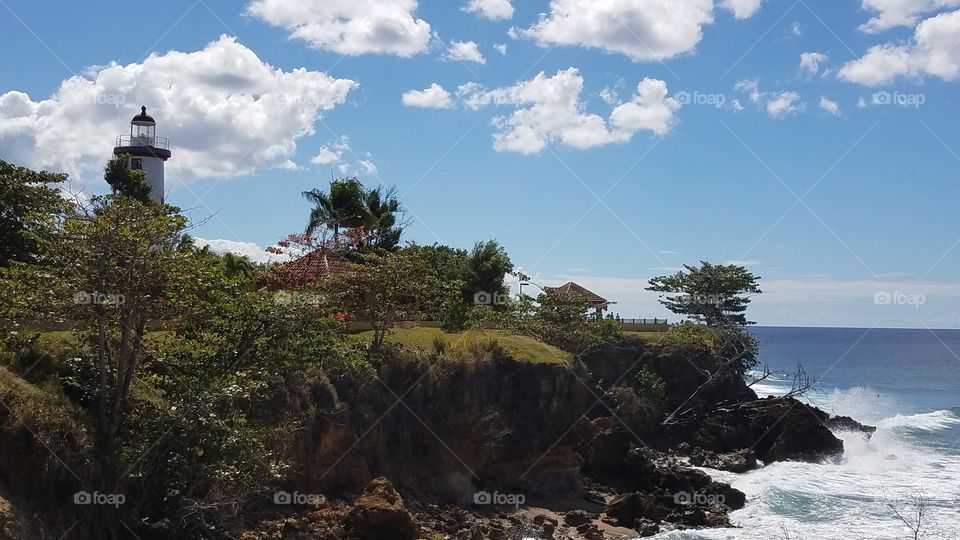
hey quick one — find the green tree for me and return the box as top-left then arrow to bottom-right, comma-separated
465,240 -> 514,305
647,261 -> 761,327
319,250 -> 450,351
400,244 -> 470,331
303,177 -> 407,251
363,185 -> 405,251
104,153 -> 152,202
513,288 -> 620,356
127,292 -> 356,534
302,177 -> 369,239
0,195 -> 194,533
0,159 -> 68,267
221,251 -> 254,281
0,193 -> 361,536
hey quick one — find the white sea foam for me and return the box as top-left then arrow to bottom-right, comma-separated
649,389 -> 960,539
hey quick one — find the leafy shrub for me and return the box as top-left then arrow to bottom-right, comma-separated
634,367 -> 667,405
440,295 -> 470,333
660,321 -> 759,375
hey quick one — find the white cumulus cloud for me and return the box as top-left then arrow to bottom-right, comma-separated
800,52 -> 828,75
735,78 -> 762,104
308,135 -> 378,176
609,78 -> 681,136
520,0 -> 718,61
839,10 -> 960,85
858,0 -> 960,32
0,36 -> 356,185
819,96 -> 841,115
766,91 -> 802,118
311,135 -> 351,165
721,0 -> 763,19
445,41 -> 486,64
735,79 -> 803,118
402,83 -> 455,109
193,237 -> 277,264
458,68 -> 679,154
464,0 -> 514,20
246,0 -> 432,56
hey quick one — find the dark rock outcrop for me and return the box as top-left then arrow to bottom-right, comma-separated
606,493 -> 665,526
344,477 -> 418,540
562,510 -> 594,527
693,397 -> 844,463
689,448 -> 757,473
826,415 -> 877,435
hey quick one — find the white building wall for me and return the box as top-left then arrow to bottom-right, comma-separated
138,157 -> 165,202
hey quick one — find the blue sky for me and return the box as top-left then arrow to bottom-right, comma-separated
1,0 -> 959,328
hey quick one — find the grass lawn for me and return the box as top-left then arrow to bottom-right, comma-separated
351,326 -> 572,365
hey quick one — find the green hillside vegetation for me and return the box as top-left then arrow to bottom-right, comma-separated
351,326 -> 572,364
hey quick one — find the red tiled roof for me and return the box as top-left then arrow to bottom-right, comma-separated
262,250 -> 353,291
548,282 -> 608,304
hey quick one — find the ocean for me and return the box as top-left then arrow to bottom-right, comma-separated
654,326 -> 960,540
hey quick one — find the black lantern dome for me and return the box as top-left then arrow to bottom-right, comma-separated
114,105 -> 171,159
132,105 -> 156,125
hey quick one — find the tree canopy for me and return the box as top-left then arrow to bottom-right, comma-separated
104,153 -> 152,202
465,240 -> 514,303
302,177 -> 406,251
0,159 -> 68,268
647,261 -> 761,327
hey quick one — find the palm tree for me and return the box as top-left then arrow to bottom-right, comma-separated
221,252 -> 253,280
363,185 -> 405,251
302,177 -> 370,249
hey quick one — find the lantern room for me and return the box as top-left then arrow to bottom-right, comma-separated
130,105 -> 156,143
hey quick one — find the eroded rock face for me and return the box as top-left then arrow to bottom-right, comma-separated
300,355 -> 596,499
345,477 -> 418,540
0,496 -> 22,540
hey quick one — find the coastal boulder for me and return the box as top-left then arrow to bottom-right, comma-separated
345,477 -> 418,540
606,493 -> 665,525
697,398 -> 844,463
826,415 -> 877,436
689,449 -> 757,473
562,510 -> 594,527
756,401 -> 843,462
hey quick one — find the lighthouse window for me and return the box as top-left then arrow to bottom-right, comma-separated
130,158 -> 143,170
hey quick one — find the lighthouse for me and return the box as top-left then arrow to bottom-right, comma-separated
113,106 -> 171,202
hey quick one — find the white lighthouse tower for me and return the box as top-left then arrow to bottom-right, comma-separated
113,106 -> 171,202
